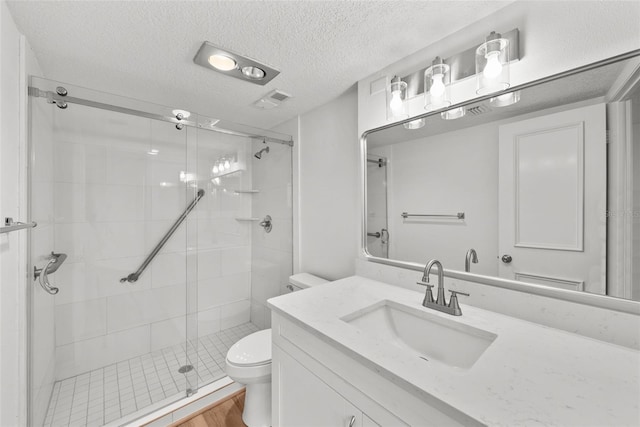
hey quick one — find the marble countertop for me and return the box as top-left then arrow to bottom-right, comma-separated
268,276 -> 640,426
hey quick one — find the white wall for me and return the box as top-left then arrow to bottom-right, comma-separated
358,1 -> 640,134
0,2 -> 35,424
298,86 -> 359,281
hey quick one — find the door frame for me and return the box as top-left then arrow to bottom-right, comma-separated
605,58 -> 640,299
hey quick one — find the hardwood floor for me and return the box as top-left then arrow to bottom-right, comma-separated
172,389 -> 247,427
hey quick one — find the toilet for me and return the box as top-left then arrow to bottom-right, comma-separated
225,273 -> 328,427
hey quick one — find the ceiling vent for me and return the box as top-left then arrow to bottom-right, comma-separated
252,90 -> 291,110
466,104 -> 492,116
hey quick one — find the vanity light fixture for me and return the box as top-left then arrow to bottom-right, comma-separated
403,118 -> 426,130
388,29 -> 518,123
194,42 -> 280,86
424,57 -> 451,111
489,90 -> 521,107
476,31 -> 511,95
441,107 -> 466,120
387,76 -> 409,120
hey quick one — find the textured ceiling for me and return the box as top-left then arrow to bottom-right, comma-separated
7,0 -> 512,130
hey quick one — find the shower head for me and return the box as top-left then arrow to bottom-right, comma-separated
254,146 -> 270,159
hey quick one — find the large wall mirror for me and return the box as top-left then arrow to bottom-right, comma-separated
363,51 -> 640,308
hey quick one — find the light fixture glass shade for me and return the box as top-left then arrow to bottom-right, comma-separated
403,118 -> 426,130
387,76 -> 409,120
490,90 -> 521,107
476,31 -> 510,95
424,57 -> 451,111
440,107 -> 466,120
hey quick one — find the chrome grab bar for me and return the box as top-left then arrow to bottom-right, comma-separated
120,189 -> 205,283
1,217 -> 37,234
367,231 -> 381,238
401,212 -> 465,220
34,252 -> 67,295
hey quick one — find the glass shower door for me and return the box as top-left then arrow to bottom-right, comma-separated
29,77 -> 197,426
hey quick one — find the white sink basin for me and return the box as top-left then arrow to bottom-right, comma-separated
341,300 -> 497,369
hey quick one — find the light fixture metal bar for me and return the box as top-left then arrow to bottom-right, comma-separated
402,28 -> 520,98
28,87 -> 293,146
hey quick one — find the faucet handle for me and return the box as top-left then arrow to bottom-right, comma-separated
416,281 -> 435,305
449,290 -> 469,297
447,290 -> 469,316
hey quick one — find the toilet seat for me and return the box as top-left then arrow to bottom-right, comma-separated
226,329 -> 272,367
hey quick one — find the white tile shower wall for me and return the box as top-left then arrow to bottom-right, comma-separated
250,130 -> 294,328
50,108 -> 253,380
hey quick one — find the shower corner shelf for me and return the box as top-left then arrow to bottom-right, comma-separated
234,190 -> 260,194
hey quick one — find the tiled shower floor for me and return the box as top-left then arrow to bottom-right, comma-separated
43,322 -> 259,427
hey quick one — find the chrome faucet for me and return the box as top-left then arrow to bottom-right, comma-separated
465,248 -> 478,272
417,259 -> 469,316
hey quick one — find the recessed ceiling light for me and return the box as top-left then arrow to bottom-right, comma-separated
208,54 -> 237,71
194,42 -> 280,85
241,66 -> 266,80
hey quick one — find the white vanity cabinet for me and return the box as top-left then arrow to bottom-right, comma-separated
269,276 -> 640,426
271,312 -> 467,427
274,346 -> 365,427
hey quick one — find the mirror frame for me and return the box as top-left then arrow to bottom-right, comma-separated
360,49 -> 640,315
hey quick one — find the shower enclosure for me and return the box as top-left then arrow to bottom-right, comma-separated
366,153 -> 389,259
28,78 -> 293,426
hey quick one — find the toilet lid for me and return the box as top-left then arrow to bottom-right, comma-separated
226,329 -> 272,367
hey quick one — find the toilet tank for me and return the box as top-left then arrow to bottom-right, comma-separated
285,273 -> 329,293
